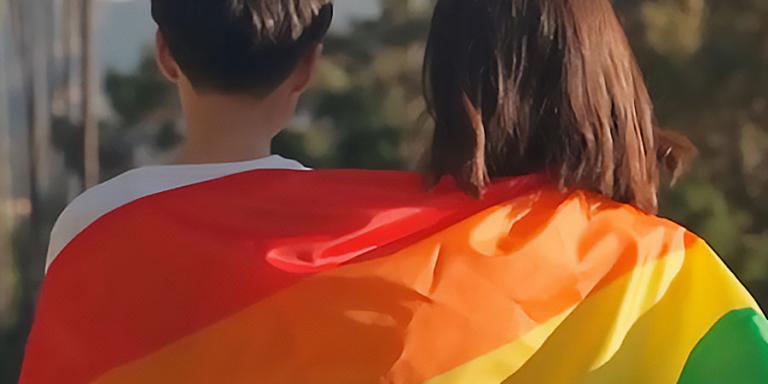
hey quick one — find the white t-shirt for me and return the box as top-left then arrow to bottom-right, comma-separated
46,155 -> 308,272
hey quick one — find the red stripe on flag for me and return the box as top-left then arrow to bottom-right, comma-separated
21,170 -> 543,384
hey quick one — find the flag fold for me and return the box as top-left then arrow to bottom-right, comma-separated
21,170 -> 768,384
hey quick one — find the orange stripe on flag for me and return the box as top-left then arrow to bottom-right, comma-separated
95,189 -> 686,383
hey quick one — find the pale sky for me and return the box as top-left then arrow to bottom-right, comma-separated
97,0 -> 380,72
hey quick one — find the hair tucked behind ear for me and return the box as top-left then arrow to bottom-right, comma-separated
423,0 -> 695,213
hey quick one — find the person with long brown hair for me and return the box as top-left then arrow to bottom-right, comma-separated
424,0 -> 691,212
421,0 -> 768,382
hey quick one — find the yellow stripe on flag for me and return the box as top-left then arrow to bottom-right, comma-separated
504,239 -> 761,384
93,195 -> 737,384
424,308 -> 575,384
427,237 -> 686,384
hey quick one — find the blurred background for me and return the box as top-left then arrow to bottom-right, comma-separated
0,0 -> 766,381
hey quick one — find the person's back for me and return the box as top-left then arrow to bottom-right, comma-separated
418,0 -> 768,382
21,0 -> 336,381
21,1 -> 768,383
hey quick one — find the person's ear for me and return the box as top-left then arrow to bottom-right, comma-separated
290,44 -> 323,94
155,30 -> 181,83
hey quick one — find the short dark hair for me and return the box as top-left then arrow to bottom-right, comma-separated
423,0 -> 695,213
151,0 -> 333,95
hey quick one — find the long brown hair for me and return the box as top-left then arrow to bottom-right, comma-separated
423,0 -> 695,212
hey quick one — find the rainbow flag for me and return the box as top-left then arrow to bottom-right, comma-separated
21,170 -> 768,383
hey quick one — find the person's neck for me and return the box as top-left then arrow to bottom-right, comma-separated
174,92 -> 286,165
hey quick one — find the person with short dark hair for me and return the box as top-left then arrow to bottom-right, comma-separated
152,0 -> 333,96
22,0 -> 336,381
151,0 -> 333,165
21,1 -> 767,383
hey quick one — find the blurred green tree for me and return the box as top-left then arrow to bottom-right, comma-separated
274,0 -> 432,170
625,0 -> 768,303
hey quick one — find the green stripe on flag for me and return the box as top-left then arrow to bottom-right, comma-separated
678,308 -> 768,384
